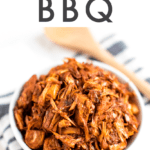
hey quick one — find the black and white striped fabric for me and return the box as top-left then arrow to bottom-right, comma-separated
0,34 -> 150,150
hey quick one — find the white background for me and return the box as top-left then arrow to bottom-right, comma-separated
0,0 -> 150,94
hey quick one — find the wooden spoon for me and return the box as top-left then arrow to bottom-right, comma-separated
45,27 -> 150,99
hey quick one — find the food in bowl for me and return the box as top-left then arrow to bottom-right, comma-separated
14,58 -> 140,150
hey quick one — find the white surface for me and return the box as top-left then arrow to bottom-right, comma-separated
0,30 -> 75,94
9,59 -> 145,150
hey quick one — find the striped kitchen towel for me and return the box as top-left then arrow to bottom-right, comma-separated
0,34 -> 150,150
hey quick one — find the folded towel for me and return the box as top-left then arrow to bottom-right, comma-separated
0,30 -> 150,150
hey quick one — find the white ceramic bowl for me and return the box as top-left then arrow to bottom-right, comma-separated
9,58 -> 145,150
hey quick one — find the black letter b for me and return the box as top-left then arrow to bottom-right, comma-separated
39,0 -> 54,22
63,0 -> 78,22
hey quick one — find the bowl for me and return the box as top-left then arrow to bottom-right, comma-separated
9,58 -> 145,150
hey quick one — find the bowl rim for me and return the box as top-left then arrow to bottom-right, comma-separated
9,59 -> 145,150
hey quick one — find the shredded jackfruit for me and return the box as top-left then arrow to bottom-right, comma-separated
14,58 -> 139,150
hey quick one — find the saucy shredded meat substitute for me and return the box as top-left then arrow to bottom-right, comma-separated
14,58 -> 140,150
